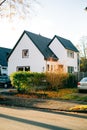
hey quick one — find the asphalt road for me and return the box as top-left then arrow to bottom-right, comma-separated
0,106 -> 87,130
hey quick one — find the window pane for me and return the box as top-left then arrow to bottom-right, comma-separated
68,66 -> 74,73
17,66 -> 30,72
67,50 -> 74,58
17,67 -> 23,71
25,66 -> 30,71
47,64 -> 49,71
22,49 -> 29,58
51,65 -> 53,71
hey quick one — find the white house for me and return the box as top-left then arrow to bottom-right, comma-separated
0,47 -> 11,75
8,30 -> 79,75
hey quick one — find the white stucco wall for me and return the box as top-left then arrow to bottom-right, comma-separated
8,33 -> 46,75
49,37 -> 78,72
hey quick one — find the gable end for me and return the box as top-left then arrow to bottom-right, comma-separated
48,35 -> 79,52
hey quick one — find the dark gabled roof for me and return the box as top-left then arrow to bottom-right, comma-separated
8,30 -> 58,60
8,30 -> 79,61
25,31 -> 58,60
0,47 -> 11,66
49,35 -> 79,52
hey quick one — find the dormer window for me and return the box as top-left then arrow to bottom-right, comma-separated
22,49 -> 29,58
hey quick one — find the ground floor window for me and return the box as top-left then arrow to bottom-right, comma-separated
54,64 -> 64,72
46,64 -> 53,72
46,64 -> 64,72
68,66 -> 74,73
58,65 -> 63,72
17,67 -> 23,71
51,65 -> 53,71
17,66 -> 30,72
47,64 -> 50,71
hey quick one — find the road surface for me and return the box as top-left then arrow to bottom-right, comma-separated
0,106 -> 87,130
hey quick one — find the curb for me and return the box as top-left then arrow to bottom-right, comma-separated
0,102 -> 87,114
0,94 -> 87,113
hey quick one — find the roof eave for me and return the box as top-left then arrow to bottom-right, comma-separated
7,30 -> 26,60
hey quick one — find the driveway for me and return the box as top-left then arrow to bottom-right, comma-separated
0,106 -> 87,130
0,88 -> 9,93
0,88 -> 16,93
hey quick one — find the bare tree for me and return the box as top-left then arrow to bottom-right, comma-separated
0,0 -> 6,6
0,0 -> 39,20
77,36 -> 87,72
85,7 -> 87,11
77,36 -> 87,59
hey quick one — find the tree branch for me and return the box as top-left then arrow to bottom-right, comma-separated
85,7 -> 87,11
0,0 -> 7,6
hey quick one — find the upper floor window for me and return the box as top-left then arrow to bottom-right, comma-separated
22,49 -> 29,58
67,50 -> 74,58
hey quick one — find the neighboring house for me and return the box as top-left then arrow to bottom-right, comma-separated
0,47 -> 11,75
8,30 -> 79,75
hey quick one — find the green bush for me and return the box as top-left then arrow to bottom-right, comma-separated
67,73 -> 77,88
10,72 -> 46,93
10,71 -> 77,93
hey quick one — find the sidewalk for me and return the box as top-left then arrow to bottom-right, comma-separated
0,94 -> 87,112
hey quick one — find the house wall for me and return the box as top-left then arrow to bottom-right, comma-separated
8,33 -> 46,75
49,37 -> 78,72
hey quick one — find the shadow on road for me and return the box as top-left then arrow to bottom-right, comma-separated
4,106 -> 87,120
33,108 -> 87,119
0,113 -> 69,130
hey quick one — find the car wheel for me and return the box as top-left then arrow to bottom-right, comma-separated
4,84 -> 8,88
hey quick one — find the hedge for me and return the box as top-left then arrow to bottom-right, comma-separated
10,72 -> 46,93
10,72 -> 77,93
46,72 -> 77,90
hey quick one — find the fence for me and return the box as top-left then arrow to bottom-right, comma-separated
74,72 -> 87,81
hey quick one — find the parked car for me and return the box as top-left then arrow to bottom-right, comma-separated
0,75 -> 12,88
77,77 -> 87,92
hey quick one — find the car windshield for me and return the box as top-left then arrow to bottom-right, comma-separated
81,78 -> 87,82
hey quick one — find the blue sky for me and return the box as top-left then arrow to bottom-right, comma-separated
0,0 -> 87,48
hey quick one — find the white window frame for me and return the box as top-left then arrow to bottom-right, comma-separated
22,49 -> 29,58
67,50 -> 74,58
17,66 -> 30,71
68,66 -> 74,73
